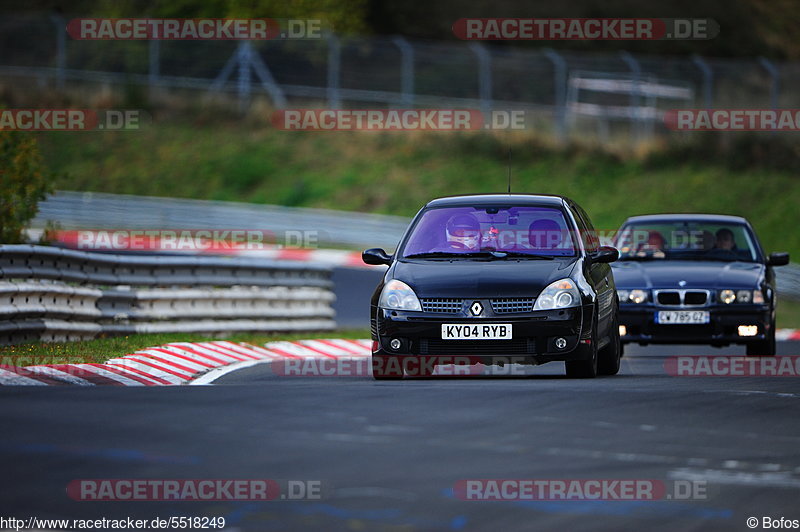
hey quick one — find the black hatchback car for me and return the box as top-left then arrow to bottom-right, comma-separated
612,214 -> 790,356
362,194 -> 621,379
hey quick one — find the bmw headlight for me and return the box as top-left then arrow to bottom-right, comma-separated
534,278 -> 581,310
718,289 -> 763,304
719,289 -> 736,304
617,289 -> 648,304
379,280 -> 422,311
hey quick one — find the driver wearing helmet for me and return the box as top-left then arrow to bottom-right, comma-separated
446,213 -> 481,250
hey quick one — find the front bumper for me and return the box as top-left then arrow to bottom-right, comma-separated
619,304 -> 771,346
372,303 -> 594,365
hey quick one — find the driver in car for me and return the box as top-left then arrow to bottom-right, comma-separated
445,213 -> 481,250
635,230 -> 667,258
713,228 -> 737,251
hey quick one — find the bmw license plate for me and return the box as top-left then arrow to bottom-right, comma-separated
441,324 -> 513,340
656,310 -> 710,324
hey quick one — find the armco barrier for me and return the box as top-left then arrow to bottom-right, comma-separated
0,245 -> 335,345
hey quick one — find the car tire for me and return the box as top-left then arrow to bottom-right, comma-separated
598,314 -> 621,376
566,319 -> 598,379
372,354 -> 403,380
746,324 -> 776,357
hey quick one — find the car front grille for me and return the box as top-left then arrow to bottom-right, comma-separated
421,298 -> 463,313
420,298 -> 537,314
419,338 -> 534,355
656,290 -> 708,307
490,298 -> 536,314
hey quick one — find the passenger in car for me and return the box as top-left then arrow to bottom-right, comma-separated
528,219 -> 562,251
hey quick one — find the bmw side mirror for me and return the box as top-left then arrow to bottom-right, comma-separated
767,252 -> 790,267
363,248 -> 393,266
592,246 -> 620,264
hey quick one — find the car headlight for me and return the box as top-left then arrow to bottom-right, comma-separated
534,278 -> 581,310
736,290 -> 752,304
617,289 -> 648,304
718,289 -> 736,304
379,279 -> 422,311
718,289 -> 763,304
629,289 -> 648,304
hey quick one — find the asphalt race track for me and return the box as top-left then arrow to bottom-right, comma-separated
2,267 -> 799,531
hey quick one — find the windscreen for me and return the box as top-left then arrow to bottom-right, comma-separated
614,221 -> 759,262
401,206 -> 577,258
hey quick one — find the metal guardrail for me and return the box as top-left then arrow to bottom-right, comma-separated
32,191 -> 409,251
0,245 -> 336,345
777,264 -> 800,301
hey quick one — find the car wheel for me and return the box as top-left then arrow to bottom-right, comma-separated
372,354 -> 403,380
598,315 -> 621,376
746,324 -> 776,357
565,320 -> 598,379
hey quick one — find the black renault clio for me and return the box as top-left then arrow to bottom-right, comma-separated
362,194 -> 621,379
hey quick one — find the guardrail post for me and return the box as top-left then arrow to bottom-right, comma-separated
543,48 -> 567,142
327,33 -> 341,108
691,54 -> 713,109
619,51 -> 643,143
392,36 -> 414,107
469,42 -> 492,115
50,13 -> 66,89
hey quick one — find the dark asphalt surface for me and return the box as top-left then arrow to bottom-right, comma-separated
2,267 -> 800,531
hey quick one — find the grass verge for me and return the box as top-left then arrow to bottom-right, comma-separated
39,121 -> 800,260
0,329 -> 370,365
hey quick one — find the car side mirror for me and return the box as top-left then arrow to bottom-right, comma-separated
592,246 -> 620,264
767,252 -> 790,267
362,248 -> 393,266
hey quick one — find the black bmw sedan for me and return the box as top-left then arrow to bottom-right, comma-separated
612,214 -> 790,356
362,194 -> 621,379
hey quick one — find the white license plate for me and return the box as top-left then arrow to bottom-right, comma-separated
656,310 -> 710,324
441,323 -> 513,340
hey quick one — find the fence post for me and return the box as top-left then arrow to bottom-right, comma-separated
327,33 -> 341,108
758,56 -> 780,111
469,42 -> 492,115
148,39 -> 160,99
691,54 -> 713,109
392,36 -> 414,107
619,51 -> 643,143
543,48 -> 567,142
237,42 -> 252,112
50,13 -> 66,89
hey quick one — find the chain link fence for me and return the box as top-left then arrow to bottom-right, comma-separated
1,14 -> 798,143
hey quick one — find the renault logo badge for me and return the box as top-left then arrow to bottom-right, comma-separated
470,301 -> 483,316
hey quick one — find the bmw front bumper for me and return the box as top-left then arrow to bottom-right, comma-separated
619,304 -> 772,346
